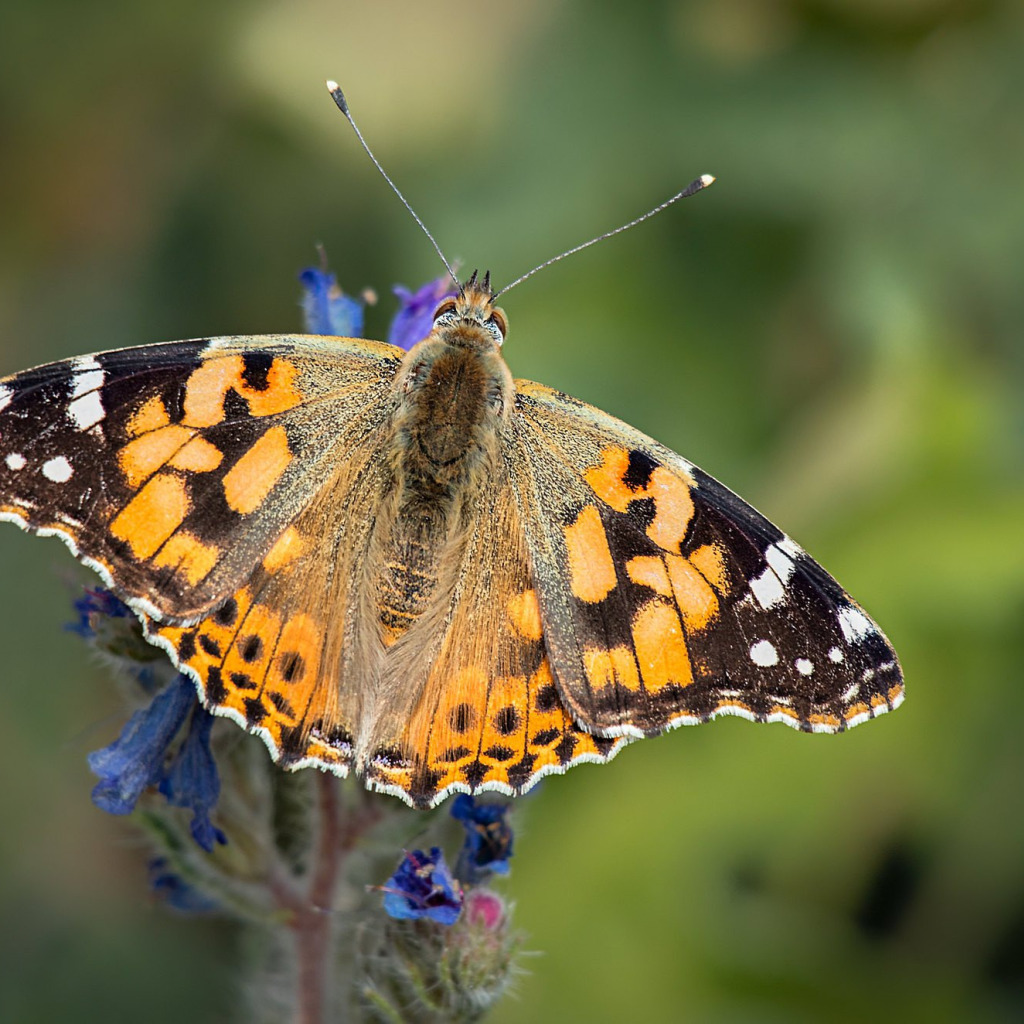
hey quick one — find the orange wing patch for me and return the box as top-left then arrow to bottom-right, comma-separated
110,473 -> 190,559
689,542 -> 729,593
507,589 -> 542,640
262,525 -> 307,573
181,355 -> 301,428
119,426 -> 195,488
221,425 -> 293,515
631,598 -> 693,691
126,394 -> 172,436
583,645 -> 641,692
169,436 -> 223,475
368,653 -> 627,806
664,554 -> 719,631
564,504 -> 617,602
584,445 -> 695,554
151,532 -> 221,587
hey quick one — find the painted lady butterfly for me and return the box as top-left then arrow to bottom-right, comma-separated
0,88 -> 902,808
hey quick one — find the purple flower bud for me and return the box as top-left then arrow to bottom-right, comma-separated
158,709 -> 227,852
464,889 -> 505,931
388,276 -> 456,351
88,675 -> 195,815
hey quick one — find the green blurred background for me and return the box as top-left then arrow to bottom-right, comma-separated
1,0 -> 1022,1020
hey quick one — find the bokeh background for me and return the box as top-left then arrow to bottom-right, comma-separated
1,0 -> 1023,1020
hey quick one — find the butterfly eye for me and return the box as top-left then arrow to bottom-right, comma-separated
485,311 -> 507,346
432,299 -> 458,328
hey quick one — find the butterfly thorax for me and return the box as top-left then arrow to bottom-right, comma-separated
370,298 -> 514,649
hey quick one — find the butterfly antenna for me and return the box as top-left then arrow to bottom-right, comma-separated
326,81 -> 460,289
493,174 -> 715,299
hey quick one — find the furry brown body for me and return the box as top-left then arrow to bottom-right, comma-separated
351,286 -> 515,763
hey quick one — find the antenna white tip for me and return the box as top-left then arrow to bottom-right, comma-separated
700,173 -> 716,187
325,80 -> 348,115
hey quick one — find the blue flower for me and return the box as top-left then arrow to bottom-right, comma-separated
87,673 -> 226,851
299,266 -> 366,337
88,674 -> 195,815
158,709 -> 227,852
68,587 -> 132,638
451,795 -> 514,883
382,847 -> 463,925
148,858 -> 218,914
388,276 -> 457,351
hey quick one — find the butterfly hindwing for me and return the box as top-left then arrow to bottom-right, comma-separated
365,472 -> 627,807
508,381 -> 904,739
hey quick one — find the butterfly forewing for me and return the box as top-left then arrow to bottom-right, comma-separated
507,380 -> 904,738
0,335 -> 401,620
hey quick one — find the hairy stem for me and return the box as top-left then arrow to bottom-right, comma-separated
288,777 -> 384,1024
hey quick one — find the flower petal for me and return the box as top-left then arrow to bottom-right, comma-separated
451,795 -> 514,883
159,709 -> 227,852
382,847 -> 463,925
87,675 -> 195,815
387,277 -> 456,351
299,266 -> 365,337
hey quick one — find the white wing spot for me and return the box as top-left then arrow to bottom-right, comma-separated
71,363 -> 105,397
828,646 -> 844,663
68,361 -> 106,430
69,390 -> 106,430
765,542 -> 796,582
42,455 -> 73,482
5,453 -> 26,471
838,605 -> 875,643
795,658 -> 814,676
0,385 -> 12,413
750,540 -> 798,610
750,566 -> 785,609
749,639 -> 779,667
777,535 -> 802,558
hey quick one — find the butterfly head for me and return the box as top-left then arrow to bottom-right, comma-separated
430,270 -> 508,350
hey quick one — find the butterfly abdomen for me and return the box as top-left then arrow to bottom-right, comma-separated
370,334 -> 513,649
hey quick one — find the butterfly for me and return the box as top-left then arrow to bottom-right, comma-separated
0,269 -> 903,808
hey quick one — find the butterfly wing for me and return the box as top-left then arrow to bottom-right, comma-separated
0,335 -> 401,619
363,473 -> 628,808
0,334 -> 404,771
506,380 -> 904,739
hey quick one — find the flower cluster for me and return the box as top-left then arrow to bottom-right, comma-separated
380,795 -> 515,925
89,672 -> 226,851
